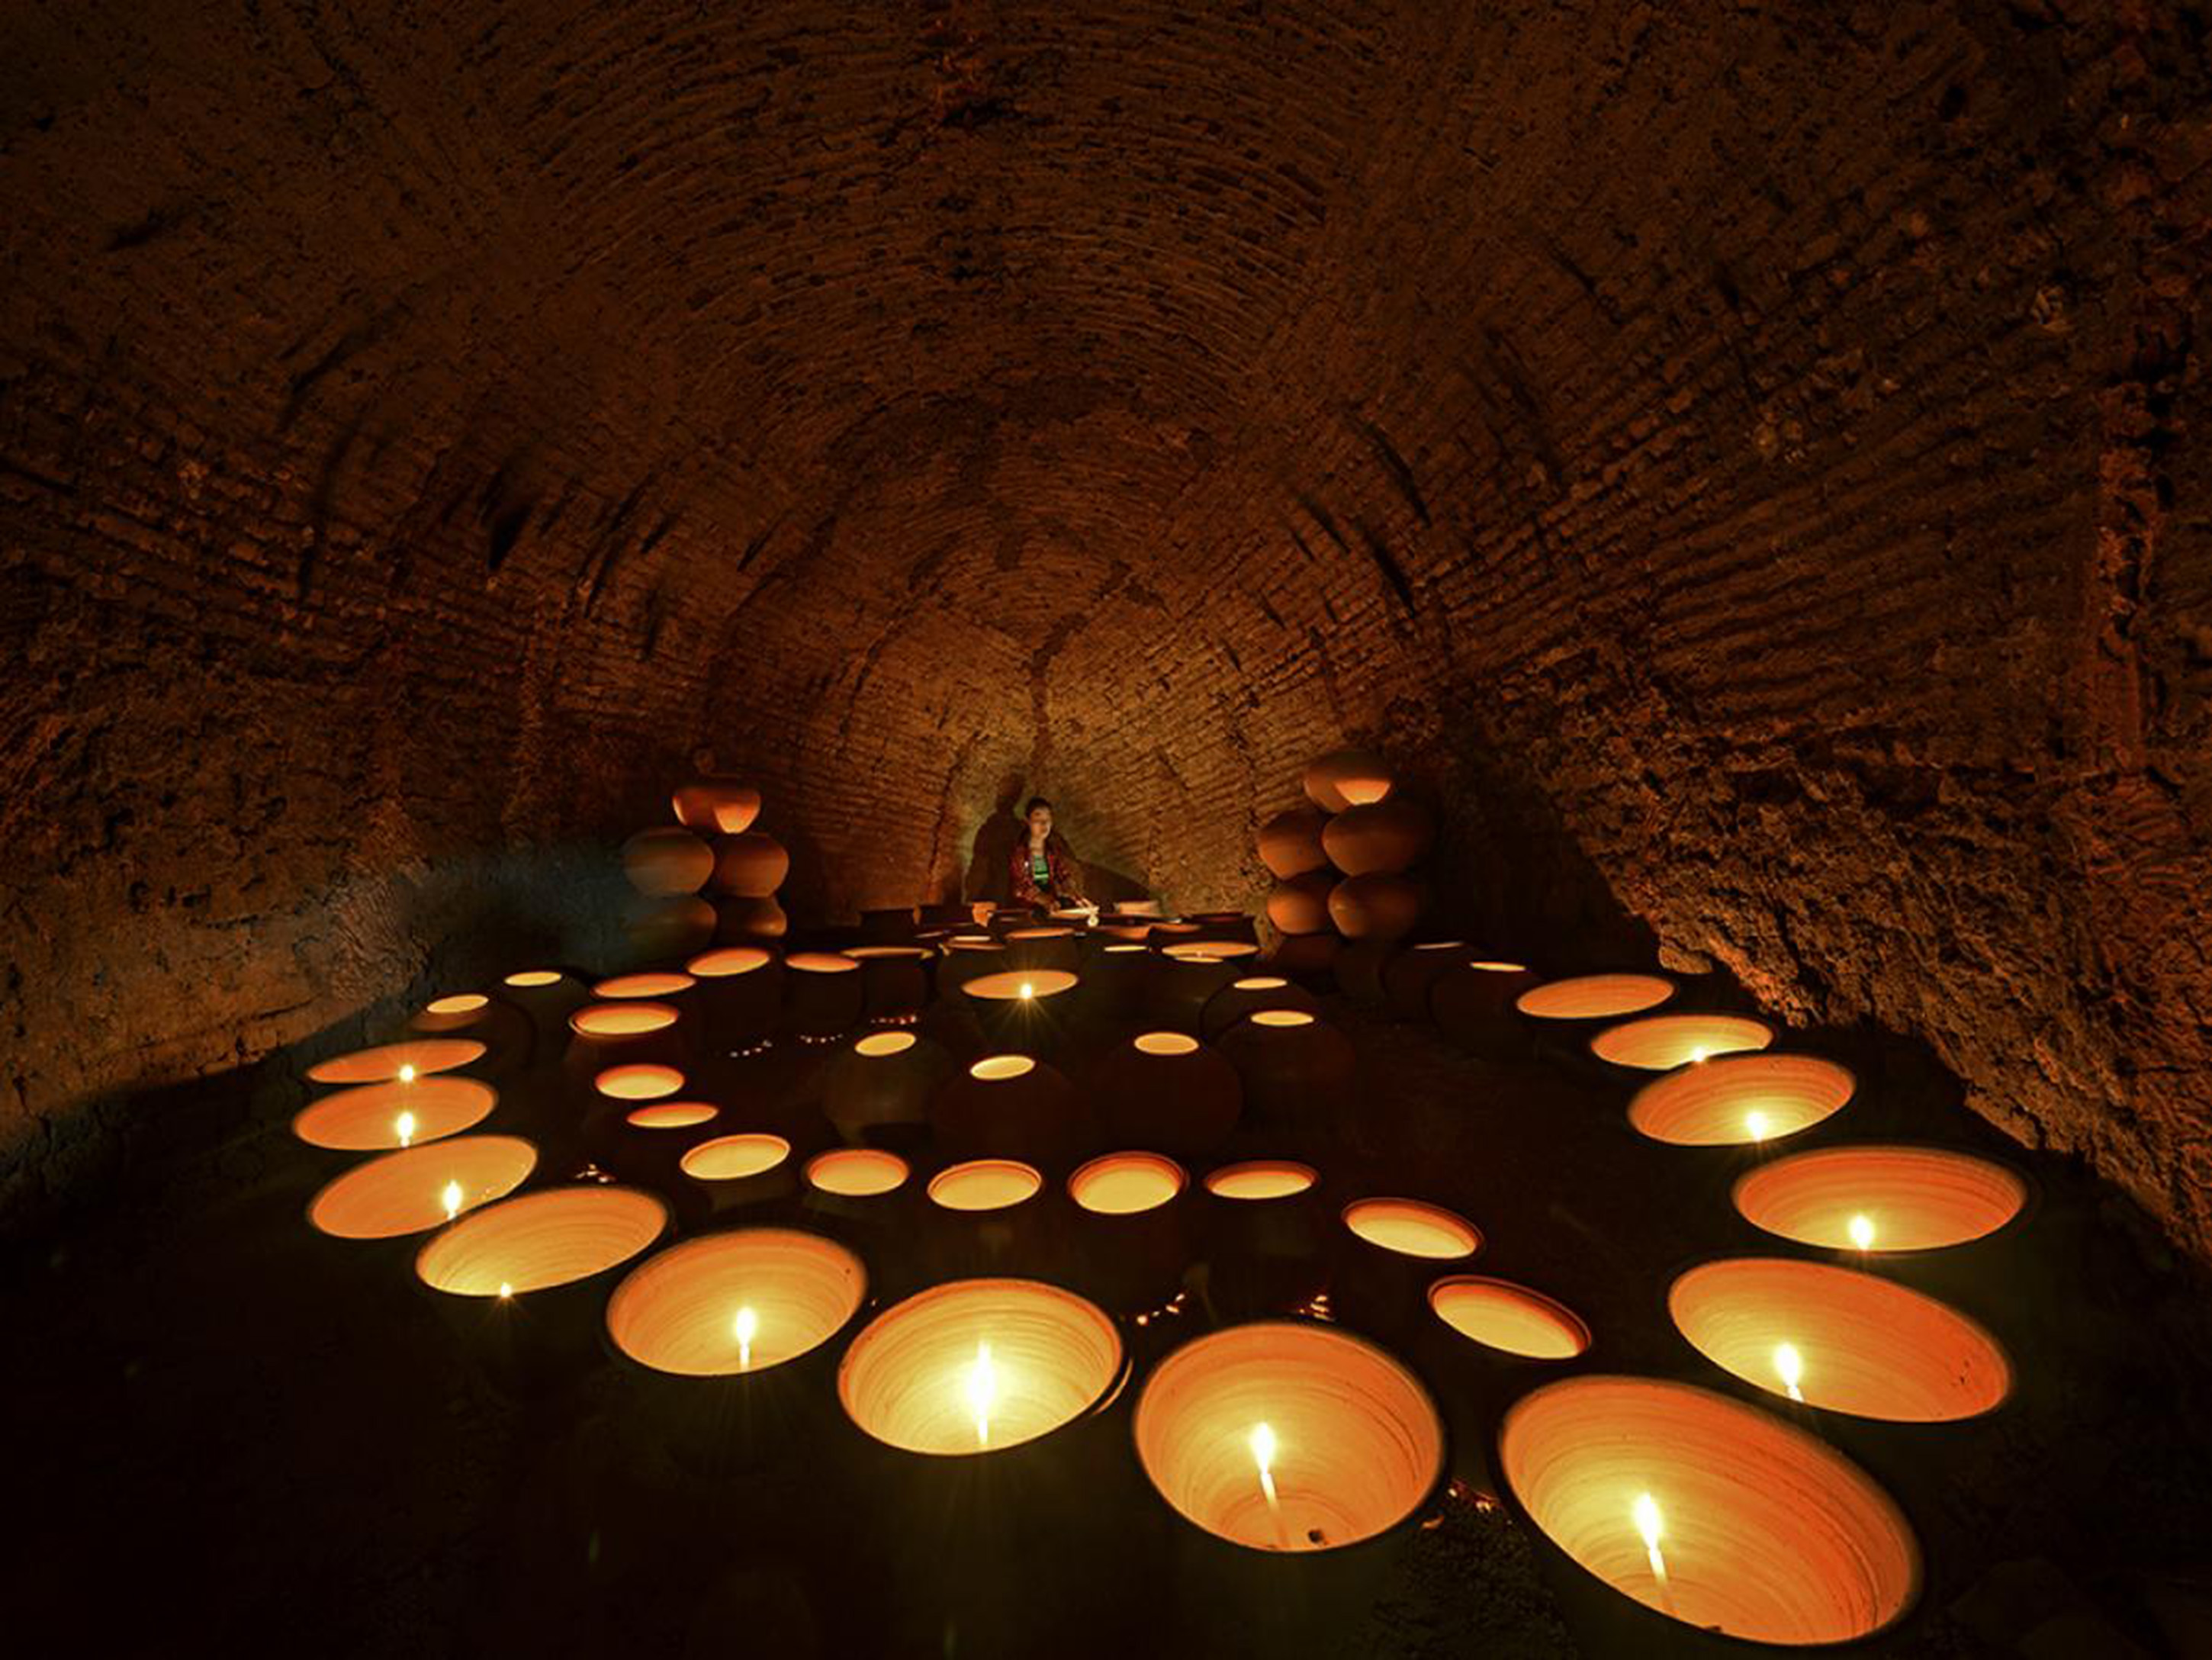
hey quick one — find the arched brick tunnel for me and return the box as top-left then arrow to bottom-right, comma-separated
8,1 -> 2207,1259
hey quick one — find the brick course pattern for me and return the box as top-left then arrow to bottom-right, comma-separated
2,2 -> 2207,1254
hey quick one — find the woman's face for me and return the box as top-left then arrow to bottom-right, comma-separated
1026,805 -> 1053,839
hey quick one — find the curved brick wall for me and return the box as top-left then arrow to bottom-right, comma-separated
3,3 -> 2207,1253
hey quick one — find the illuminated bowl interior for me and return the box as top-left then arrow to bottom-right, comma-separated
306,1038 -> 486,1086
854,1031 -> 918,1058
806,1147 -> 912,1197
1590,1014 -> 1776,1071
606,1227 -> 867,1377
970,1054 -> 1037,1082
1628,1054 -> 1856,1147
307,1135 -> 537,1240
1342,1198 -> 1483,1260
594,971 -> 696,999
418,992 -> 490,1022
1005,927 -> 1075,941
504,970 -> 567,989
1164,941 -> 1259,960
838,1278 -> 1124,1456
928,1159 -> 1044,1212
963,970 -> 1080,1000
1465,960 -> 1531,973
1134,1322 -> 1445,1552
1500,1375 -> 1920,1644
679,1133 -> 793,1182
594,1063 -> 686,1102
292,1076 -> 495,1151
1731,1144 -> 2029,1253
788,952 -> 860,974
687,946 -> 776,979
625,1102 -> 719,1131
1249,1009 -> 1315,1030
1429,1276 -> 1593,1361
1669,1258 -> 2011,1422
1069,1152 -> 1187,1215
1135,1031 -> 1200,1056
569,1002 -> 681,1039
416,1185 -> 667,1298
1205,1160 -> 1319,1202
1233,976 -> 1289,992
1514,974 -> 1677,1021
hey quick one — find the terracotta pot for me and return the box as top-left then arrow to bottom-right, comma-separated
565,999 -> 689,1077
799,1148 -> 919,1292
685,944 -> 785,1046
1260,931 -> 1340,984
497,970 -> 590,1054
1001,926 -> 1082,975
672,780 -> 761,835
821,1031 -> 953,1148
294,1076 -> 498,1156
1265,871 -> 1336,936
1330,938 -> 1400,1009
1214,1012 -> 1356,1150
588,1097 -> 723,1192
1146,947 -> 1256,1034
1429,960 -> 1542,1060
622,893 -> 717,964
621,825 -> 715,896
1200,975 -> 1322,1040
1302,749 -> 1395,814
1421,1276 -> 1594,1494
405,992 -> 535,1076
1515,972 -> 1675,1025
1497,1376 -> 1919,1647
1185,912 -> 1259,946
784,951 -> 865,1039
1199,1159 -> 1328,1317
1256,807 -> 1330,880
714,894 -> 788,941
843,944 -> 931,1021
307,1134 -> 538,1240
677,1131 -> 799,1222
1066,1151 -> 1191,1315
1628,1053 -> 1856,1148
1326,873 -> 1424,941
1731,1144 -> 2029,1256
921,1160 -> 1057,1279
307,1037 -> 487,1088
1330,1196 -> 1484,1340
1589,1013 -> 1774,1076
1076,939 -> 1158,1018
958,968 -> 1082,1057
1085,1032 -> 1243,1162
590,970 -> 703,1038
416,1184 -> 670,1394
1380,941 -> 1477,1021
712,830 -> 790,898
1322,798 -> 1433,877
931,1053 -> 1091,1174
934,936 -> 1010,997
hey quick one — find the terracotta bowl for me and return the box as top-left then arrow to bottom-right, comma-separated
1067,1150 -> 1190,1314
1731,1144 -> 2029,1254
1200,975 -> 1322,1041
307,1038 -> 485,1087
1333,1198 -> 1484,1337
417,1184 -> 667,1299
1086,1032 -> 1243,1163
672,780 -> 760,835
307,1134 -> 536,1240
293,1076 -> 494,1152
1628,1054 -> 1855,1147
1429,1276 -> 1593,1362
1590,1013 -> 1775,1073
686,944 -> 785,1044
1514,974 -> 1676,1023
1429,960 -> 1543,1059
606,1226 -> 866,1377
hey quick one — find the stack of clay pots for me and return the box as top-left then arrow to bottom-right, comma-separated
618,777 -> 790,965
1256,748 -> 1433,981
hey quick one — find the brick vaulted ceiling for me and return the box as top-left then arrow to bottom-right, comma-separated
2,4 -> 2209,1253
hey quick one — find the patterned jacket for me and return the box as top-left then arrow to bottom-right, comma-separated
1008,835 -> 1085,907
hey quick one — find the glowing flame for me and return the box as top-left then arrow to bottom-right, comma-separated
1774,1341 -> 1805,1402
1250,1421 -> 1280,1506
735,1305 -> 758,1371
394,1110 -> 417,1148
1745,1110 -> 1770,1143
1634,1491 -> 1668,1588
441,1179 -> 464,1221
965,1340 -> 998,1448
397,1063 -> 417,1085
1018,981 -> 1035,1000
1688,1047 -> 1709,1065
1848,1213 -> 1876,1251
497,1282 -> 512,1300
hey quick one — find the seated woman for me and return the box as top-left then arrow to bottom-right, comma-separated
1008,797 -> 1095,912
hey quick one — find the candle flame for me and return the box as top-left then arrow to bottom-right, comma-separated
1848,1212 -> 1876,1251
1688,1047 -> 1709,1065
1774,1341 -> 1805,1401
1633,1491 -> 1668,1587
1250,1421 -> 1281,1505
497,1282 -> 512,1299
395,1110 -> 416,1148
966,1340 -> 998,1448
442,1179 -> 463,1221
397,1063 -> 417,1085
1745,1110 -> 1770,1142
735,1305 -> 758,1370
1018,980 -> 1034,1000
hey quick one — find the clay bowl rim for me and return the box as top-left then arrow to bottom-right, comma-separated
1727,1139 -> 2040,1257
1587,1012 -> 1780,1076
304,1132 -> 539,1241
1625,1050 -> 1860,1150
411,1179 -> 671,1301
291,1074 -> 497,1153
1427,1273 -> 1596,1365
600,1223 -> 871,1382
1512,972 -> 1678,1025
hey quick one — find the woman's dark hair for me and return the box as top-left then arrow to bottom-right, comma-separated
1024,796 -> 1053,817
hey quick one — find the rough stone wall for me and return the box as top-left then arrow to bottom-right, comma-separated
3,2 -> 2207,1254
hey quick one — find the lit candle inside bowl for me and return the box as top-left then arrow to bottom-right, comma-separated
838,1278 -> 1125,1456
959,970 -> 1082,1057
1731,1144 -> 2029,1253
1628,1054 -> 1856,1147
292,1076 -> 495,1153
307,1135 -> 536,1241
606,1226 -> 866,1379
307,1038 -> 486,1087
1498,1375 -> 1920,1645
1589,1014 -> 1774,1073
1668,1257 -> 2011,1421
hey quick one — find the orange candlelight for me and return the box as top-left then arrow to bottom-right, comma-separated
1590,1014 -> 1775,1072
1205,1160 -> 1317,1202
929,1159 -> 1044,1212
688,945 -> 775,978
806,1147 -> 911,1198
1668,1258 -> 2011,1421
293,1076 -> 494,1152
1429,1276 -> 1591,1361
307,1038 -> 485,1087
1500,1376 -> 1919,1642
307,1135 -> 535,1240
1513,974 -> 1675,1022
1628,1053 -> 1854,1147
839,1278 -> 1124,1456
963,969 -> 1079,1000
594,971 -> 696,999
1069,1151 -> 1185,1215
1732,1144 -> 2028,1253
416,1185 -> 667,1298
1341,1198 -> 1482,1260
680,1133 -> 793,1182
1133,1323 -> 1445,1552
593,1063 -> 686,1102
606,1227 -> 866,1376
625,1102 -> 719,1131
570,1002 -> 680,1039
505,970 -> 566,989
